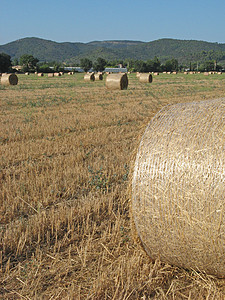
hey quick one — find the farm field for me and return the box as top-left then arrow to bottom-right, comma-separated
1,72 -> 225,299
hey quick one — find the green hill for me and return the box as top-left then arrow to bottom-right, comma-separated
0,37 -> 225,65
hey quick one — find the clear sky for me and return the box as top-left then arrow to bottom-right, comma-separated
1,0 -> 225,45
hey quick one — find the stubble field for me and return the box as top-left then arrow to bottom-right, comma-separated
1,72 -> 225,299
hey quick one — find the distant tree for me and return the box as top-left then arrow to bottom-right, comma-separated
146,56 -> 161,72
163,58 -> 178,72
199,61 -> 215,72
19,54 -> 39,72
93,57 -> 107,72
12,58 -> 19,66
0,53 -> 12,72
80,58 -> 92,72
134,60 -> 147,72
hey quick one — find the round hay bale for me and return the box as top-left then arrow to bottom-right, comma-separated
184,72 -> 188,74
139,73 -> 153,83
105,73 -> 128,90
54,73 -> 61,77
25,72 -> 30,75
48,73 -> 54,77
217,72 -> 222,75
94,73 -> 103,81
153,72 -> 159,76
204,72 -> 209,76
131,98 -> 225,278
1,73 -> 18,86
38,73 -> 44,77
167,71 -> 171,74
84,73 -> 95,81
172,71 -> 177,74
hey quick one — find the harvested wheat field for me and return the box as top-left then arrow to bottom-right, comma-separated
0,72 -> 225,299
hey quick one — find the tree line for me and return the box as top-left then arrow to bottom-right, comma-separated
0,53 -> 223,73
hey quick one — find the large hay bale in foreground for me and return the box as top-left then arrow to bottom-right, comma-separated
94,73 -> 103,81
84,73 -> 95,81
139,73 -> 153,83
1,73 -> 18,86
132,98 -> 225,278
105,73 -> 128,90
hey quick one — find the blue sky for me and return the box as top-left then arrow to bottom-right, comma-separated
1,0 -> 225,45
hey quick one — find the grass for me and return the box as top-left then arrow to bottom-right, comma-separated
0,72 -> 225,299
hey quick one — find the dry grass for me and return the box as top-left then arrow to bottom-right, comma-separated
0,73 -> 225,299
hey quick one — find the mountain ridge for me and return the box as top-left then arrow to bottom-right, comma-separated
1,37 -> 225,65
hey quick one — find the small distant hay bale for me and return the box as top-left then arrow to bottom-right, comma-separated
167,71 -> 171,74
68,72 -> 73,75
38,73 -> 44,77
139,73 -> 153,83
217,72 -> 222,75
48,73 -> 54,77
136,72 -> 141,78
154,72 -> 159,76
184,72 -> 188,74
131,98 -> 225,278
25,72 -> 30,75
60,72 -> 64,75
163,71 -> 167,74
1,73 -> 18,86
84,73 -> 95,81
204,72 -> 209,76
105,73 -> 128,90
54,73 -> 61,77
172,71 -> 177,74
94,73 -> 103,81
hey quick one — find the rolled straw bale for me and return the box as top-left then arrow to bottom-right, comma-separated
84,73 -> 95,81
154,72 -> 159,76
94,73 -> 103,81
163,71 -> 167,74
167,71 -> 171,74
172,71 -> 177,74
204,72 -> 209,76
139,73 -> 153,83
54,72 -> 61,77
25,72 -> 30,75
136,72 -> 141,78
1,73 -> 18,86
184,72 -> 188,74
217,72 -> 222,75
131,98 -> 225,278
48,73 -> 54,77
38,73 -> 43,77
105,73 -> 128,90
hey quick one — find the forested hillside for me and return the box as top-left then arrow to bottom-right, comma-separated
0,37 -> 225,66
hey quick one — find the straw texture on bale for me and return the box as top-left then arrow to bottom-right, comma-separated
1,73 -> 18,86
139,73 -> 153,83
84,73 -> 95,81
132,98 -> 225,278
105,73 -> 128,90
94,73 -> 103,81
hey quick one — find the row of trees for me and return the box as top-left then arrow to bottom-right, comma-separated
0,52 -> 224,73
